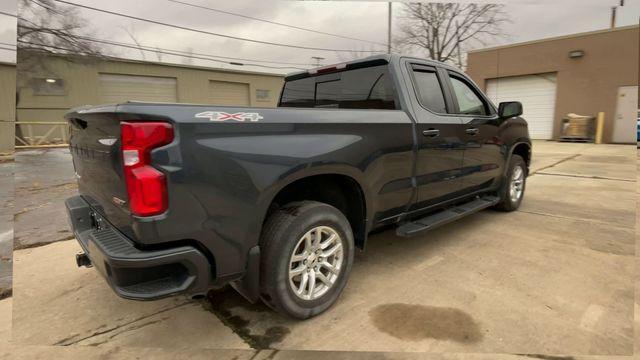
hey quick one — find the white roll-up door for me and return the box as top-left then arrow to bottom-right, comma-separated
209,80 -> 250,106
99,74 -> 177,103
486,73 -> 557,139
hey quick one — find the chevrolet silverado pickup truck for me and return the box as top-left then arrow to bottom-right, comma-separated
65,54 -> 531,319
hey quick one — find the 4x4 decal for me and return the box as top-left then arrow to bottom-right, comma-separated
195,111 -> 263,122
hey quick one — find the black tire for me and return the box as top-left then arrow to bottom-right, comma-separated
494,154 -> 527,212
259,201 -> 354,319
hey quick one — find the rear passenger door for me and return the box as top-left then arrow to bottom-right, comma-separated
403,62 -> 465,213
445,71 -> 504,192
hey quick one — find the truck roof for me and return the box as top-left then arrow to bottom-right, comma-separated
284,54 -> 461,81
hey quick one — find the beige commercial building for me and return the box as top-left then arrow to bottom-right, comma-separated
14,54 -> 284,148
0,62 -> 16,154
467,25 -> 639,143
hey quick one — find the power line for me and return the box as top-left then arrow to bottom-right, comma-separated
167,0 -> 389,48
76,34 -> 315,67
17,39 -> 306,71
18,7 -> 318,67
89,41 -> 307,70
20,25 -> 313,69
18,41 -> 96,55
0,47 -> 16,52
47,0 -> 384,54
17,40 -> 296,70
82,37 -> 313,68
31,0 -> 67,16
0,10 -> 18,18
0,42 -> 17,47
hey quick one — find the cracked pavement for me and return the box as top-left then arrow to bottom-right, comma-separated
8,142 -> 640,358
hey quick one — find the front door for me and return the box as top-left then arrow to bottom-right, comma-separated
446,71 -> 504,191
402,63 -> 465,213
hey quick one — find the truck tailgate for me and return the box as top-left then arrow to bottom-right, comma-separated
67,107 -> 133,237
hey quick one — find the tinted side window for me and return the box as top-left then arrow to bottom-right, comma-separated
412,69 -> 447,114
280,65 -> 396,110
449,76 -> 487,116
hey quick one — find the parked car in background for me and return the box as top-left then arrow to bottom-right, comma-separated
64,54 -> 531,319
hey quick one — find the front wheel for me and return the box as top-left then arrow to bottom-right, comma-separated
259,201 -> 354,319
494,154 -> 527,211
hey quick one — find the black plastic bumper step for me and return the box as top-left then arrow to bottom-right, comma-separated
65,195 -> 211,300
396,195 -> 500,237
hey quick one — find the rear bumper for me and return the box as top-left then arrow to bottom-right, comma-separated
65,195 -> 211,300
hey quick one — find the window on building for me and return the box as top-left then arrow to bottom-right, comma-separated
256,89 -> 270,100
31,78 -> 65,96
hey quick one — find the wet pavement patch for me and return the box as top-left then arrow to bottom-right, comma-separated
585,236 -> 634,256
202,287 -> 290,349
369,303 -> 482,343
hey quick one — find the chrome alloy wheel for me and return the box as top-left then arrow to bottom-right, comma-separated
288,226 -> 344,301
509,165 -> 525,203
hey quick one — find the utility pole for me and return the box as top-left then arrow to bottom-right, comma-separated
387,2 -> 392,54
611,0 -> 625,29
311,56 -> 325,67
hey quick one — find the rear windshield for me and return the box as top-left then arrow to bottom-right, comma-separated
279,65 -> 397,110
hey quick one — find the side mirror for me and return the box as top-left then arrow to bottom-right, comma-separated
498,101 -> 523,119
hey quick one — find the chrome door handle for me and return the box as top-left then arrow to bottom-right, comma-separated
422,129 -> 440,137
465,128 -> 479,135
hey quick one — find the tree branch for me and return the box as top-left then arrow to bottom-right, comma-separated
394,2 -> 508,68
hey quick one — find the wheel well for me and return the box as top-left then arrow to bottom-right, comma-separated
512,143 -> 531,169
266,174 -> 367,249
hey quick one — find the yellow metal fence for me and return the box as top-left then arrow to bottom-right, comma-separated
15,122 -> 70,148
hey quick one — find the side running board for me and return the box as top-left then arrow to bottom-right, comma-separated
396,195 -> 500,237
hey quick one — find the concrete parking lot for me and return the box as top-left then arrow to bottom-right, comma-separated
7,141 -> 639,358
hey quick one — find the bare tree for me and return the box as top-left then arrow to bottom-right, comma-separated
17,0 -> 105,81
335,45 -> 384,63
395,3 -> 508,68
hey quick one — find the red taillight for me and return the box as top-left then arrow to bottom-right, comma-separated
121,122 -> 174,216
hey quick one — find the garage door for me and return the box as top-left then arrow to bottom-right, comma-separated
486,73 -> 557,139
209,80 -> 250,106
99,74 -> 177,103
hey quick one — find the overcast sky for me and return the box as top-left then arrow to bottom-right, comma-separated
0,0 -> 638,71
0,0 -> 16,63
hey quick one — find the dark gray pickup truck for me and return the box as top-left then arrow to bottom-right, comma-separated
65,54 -> 531,319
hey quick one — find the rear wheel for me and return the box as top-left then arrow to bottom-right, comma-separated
494,154 -> 527,211
259,201 -> 354,319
